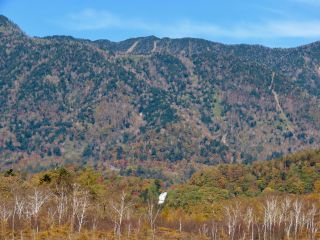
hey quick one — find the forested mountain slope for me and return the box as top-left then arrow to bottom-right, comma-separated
0,15 -> 320,171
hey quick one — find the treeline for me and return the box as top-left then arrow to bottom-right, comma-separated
0,167 -> 166,239
174,148 -> 320,200
0,149 -> 319,239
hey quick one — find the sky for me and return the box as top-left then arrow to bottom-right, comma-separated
1,0 -> 320,47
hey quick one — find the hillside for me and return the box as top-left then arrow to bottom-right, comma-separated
0,15 -> 320,171
0,148 -> 319,239
169,148 -> 320,212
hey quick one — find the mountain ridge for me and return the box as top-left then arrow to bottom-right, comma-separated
0,15 -> 320,173
3,14 -> 320,50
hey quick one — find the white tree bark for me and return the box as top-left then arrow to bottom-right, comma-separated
28,188 -> 50,232
110,191 -> 132,237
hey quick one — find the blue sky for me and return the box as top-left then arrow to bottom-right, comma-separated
1,0 -> 320,47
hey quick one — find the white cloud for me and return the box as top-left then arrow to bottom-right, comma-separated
63,8 -> 320,40
67,9 -> 124,30
264,20 -> 320,38
66,9 -> 154,32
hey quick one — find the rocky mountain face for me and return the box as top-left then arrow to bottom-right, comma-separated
0,15 -> 320,171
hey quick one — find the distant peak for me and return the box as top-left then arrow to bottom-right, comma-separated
0,15 -> 11,25
143,35 -> 160,40
0,15 -> 25,35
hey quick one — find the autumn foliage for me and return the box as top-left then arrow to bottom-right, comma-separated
0,149 -> 319,239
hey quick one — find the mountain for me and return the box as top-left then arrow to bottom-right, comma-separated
0,15 -> 320,172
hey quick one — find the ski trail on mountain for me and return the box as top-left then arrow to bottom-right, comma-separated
126,41 -> 139,53
271,73 -> 282,114
269,72 -> 274,90
152,40 -> 157,53
222,133 -> 228,145
270,72 -> 295,133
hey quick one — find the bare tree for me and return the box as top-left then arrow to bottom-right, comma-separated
263,198 -> 278,239
279,197 -> 291,227
46,207 -> 57,228
28,188 -> 50,233
244,207 -> 254,240
12,194 -> 25,239
55,185 -> 68,226
147,192 -> 167,240
284,212 -> 294,239
147,199 -> 163,240
110,191 -> 132,237
70,184 -> 89,233
225,203 -> 240,240
0,203 -> 12,236
75,191 -> 88,233
210,222 -> 219,240
15,196 -> 25,221
199,223 -> 209,238
305,204 -> 318,240
293,199 -> 302,238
